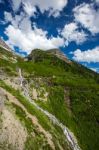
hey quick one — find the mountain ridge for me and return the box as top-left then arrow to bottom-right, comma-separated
27,48 -> 72,64
0,43 -> 99,150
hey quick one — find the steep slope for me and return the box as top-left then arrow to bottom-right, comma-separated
0,38 -> 11,51
47,49 -> 71,63
0,47 -> 99,150
27,49 -> 71,63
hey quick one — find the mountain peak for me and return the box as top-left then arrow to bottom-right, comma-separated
27,48 -> 71,63
47,48 -> 71,63
47,48 -> 63,54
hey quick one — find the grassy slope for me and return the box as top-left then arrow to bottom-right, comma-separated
0,47 -> 99,150
0,80 -> 70,150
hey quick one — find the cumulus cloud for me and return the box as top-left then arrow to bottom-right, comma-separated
4,1 -> 92,54
5,24 -> 64,54
23,2 -> 36,16
4,11 -> 34,32
4,11 -> 25,28
4,12 -> 13,22
10,0 -> 68,17
90,67 -> 99,72
10,0 -> 22,12
61,22 -> 87,45
73,3 -> 99,34
4,6 -> 66,54
4,10 -> 87,53
72,47 -> 99,63
94,0 -> 99,4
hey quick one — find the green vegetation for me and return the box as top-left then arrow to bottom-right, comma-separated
25,136 -> 51,150
0,80 -> 52,131
11,103 -> 34,133
0,48 -> 99,150
70,88 -> 99,150
36,83 -> 99,150
0,80 -> 70,150
11,103 -> 52,150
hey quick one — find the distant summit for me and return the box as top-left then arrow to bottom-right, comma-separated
47,48 -> 64,55
27,48 -> 71,63
0,38 -> 11,51
47,49 -> 71,63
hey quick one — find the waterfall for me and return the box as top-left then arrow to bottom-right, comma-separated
18,68 -> 81,150
18,68 -> 23,87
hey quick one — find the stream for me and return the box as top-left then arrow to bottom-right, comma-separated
19,68 -> 81,150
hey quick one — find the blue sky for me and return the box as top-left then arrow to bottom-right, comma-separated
0,0 -> 99,72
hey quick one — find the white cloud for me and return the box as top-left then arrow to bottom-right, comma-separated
4,12 -> 13,23
4,9 -> 65,54
5,24 -> 64,54
72,47 -> 99,63
61,22 -> 87,45
90,67 -> 99,72
4,11 -> 26,28
23,2 -> 36,16
4,13 -> 86,53
4,11 -> 33,32
10,0 -> 22,12
73,3 -> 99,34
95,0 -> 99,4
50,36 -> 65,47
10,0 -> 67,17
3,0 -> 68,53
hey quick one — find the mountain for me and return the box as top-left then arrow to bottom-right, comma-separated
0,38 -> 11,51
0,45 -> 99,150
47,49 -> 71,63
27,48 -> 71,63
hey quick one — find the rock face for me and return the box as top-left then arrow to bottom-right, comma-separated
47,49 -> 71,63
0,38 -> 11,51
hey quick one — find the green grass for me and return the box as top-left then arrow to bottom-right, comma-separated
0,48 -> 99,150
70,88 -> 99,150
11,103 -> 35,133
25,136 -> 51,150
0,80 -> 52,131
0,80 -> 70,150
10,103 -> 52,150
34,81 -> 99,150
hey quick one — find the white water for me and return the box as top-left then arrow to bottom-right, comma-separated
19,69 -> 81,150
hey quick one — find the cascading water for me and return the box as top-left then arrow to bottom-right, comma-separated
18,68 -> 81,150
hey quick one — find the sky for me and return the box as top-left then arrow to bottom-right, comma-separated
0,0 -> 99,72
